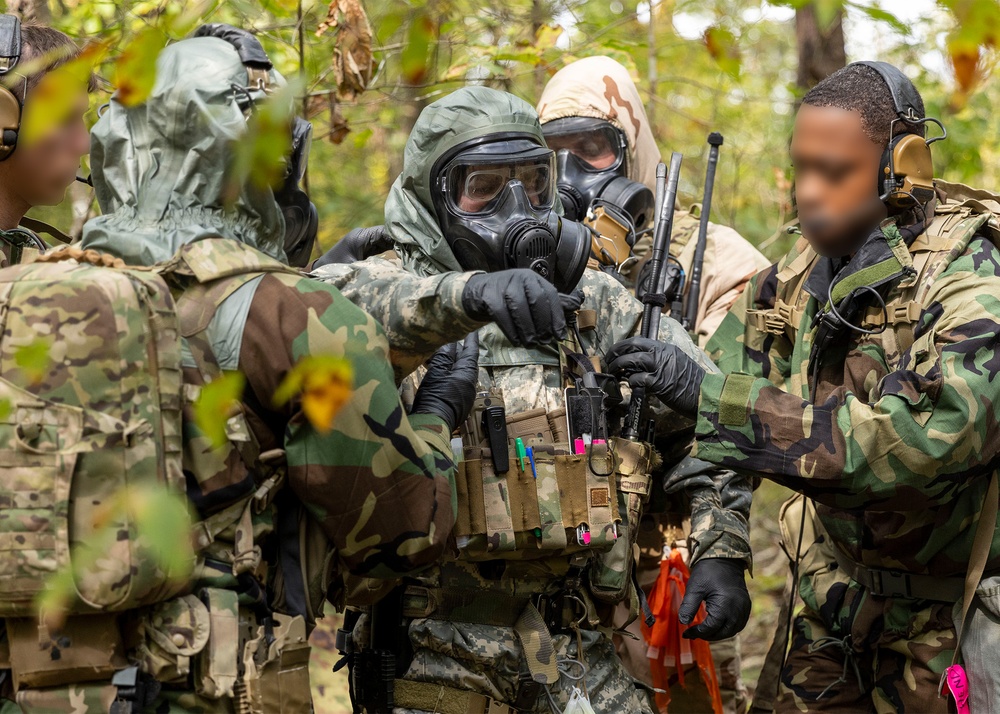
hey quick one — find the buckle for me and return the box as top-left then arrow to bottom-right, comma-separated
890,302 -> 922,324
872,569 -> 911,598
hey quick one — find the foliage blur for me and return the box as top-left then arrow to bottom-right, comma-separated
12,0 -> 1000,263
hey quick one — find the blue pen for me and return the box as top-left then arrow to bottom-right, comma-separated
526,446 -> 538,479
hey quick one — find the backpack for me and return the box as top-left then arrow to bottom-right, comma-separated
0,240 -> 304,617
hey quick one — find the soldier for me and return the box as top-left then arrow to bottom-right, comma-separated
0,15 -> 93,266
0,28 -> 480,713
315,85 -> 752,713
537,55 -> 769,713
537,56 -> 770,346
606,62 -> 1000,712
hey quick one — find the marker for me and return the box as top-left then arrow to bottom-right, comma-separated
526,446 -> 538,479
515,438 -> 527,473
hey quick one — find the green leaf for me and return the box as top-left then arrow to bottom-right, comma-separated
14,338 -> 52,385
703,26 -> 741,80
846,2 -> 908,34
814,0 -> 844,30
401,12 -> 435,84
114,27 -> 166,107
132,486 -> 195,576
193,371 -> 246,449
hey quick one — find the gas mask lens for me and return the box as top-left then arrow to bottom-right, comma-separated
542,119 -> 626,174
444,149 -> 556,215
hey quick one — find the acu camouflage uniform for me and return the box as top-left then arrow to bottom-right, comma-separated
699,182 -> 1000,713
0,36 -> 460,714
316,86 -> 752,714
538,56 -> 768,714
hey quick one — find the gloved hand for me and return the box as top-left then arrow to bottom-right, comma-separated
604,337 -> 706,418
411,333 -> 480,432
462,269 -> 584,348
678,557 -> 751,641
313,226 -> 393,268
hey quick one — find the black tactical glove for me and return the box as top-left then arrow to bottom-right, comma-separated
678,557 -> 751,641
604,337 -> 706,418
313,226 -> 393,268
411,333 -> 480,433
462,269 -> 584,348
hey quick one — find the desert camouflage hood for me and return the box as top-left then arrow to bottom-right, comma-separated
537,56 -> 660,191
385,86 -> 549,276
81,36 -> 287,266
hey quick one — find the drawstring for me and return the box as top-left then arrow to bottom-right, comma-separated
808,634 -> 865,700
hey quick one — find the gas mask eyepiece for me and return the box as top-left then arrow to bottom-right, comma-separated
432,136 -> 590,293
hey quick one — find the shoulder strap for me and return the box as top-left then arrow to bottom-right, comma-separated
951,471 -> 999,666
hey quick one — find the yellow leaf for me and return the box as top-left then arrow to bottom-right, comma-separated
273,355 -> 354,433
114,27 -> 166,107
534,24 -> 563,50
18,40 -> 109,147
193,371 -> 246,449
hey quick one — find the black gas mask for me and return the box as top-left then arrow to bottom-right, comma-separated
543,117 -> 654,232
432,136 -> 590,294
193,24 -> 319,268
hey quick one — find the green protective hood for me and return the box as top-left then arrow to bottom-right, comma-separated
80,36 -> 287,266
385,86 -> 548,276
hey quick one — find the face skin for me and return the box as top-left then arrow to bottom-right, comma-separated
790,104 -> 888,258
0,87 -> 89,229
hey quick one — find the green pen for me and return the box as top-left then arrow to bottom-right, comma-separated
515,437 -> 527,473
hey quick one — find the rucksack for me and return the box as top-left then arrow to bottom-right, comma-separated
0,239 -> 301,617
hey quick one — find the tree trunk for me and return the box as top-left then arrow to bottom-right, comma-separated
795,5 -> 846,90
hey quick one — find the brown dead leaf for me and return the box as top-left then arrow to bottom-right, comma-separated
329,100 -> 351,144
317,0 -> 374,101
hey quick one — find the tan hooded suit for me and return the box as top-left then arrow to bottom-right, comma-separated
537,56 -> 770,347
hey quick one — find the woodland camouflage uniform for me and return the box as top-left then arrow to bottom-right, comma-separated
0,35 -> 460,714
700,182 -> 1000,713
536,56 -> 770,714
316,86 -> 753,714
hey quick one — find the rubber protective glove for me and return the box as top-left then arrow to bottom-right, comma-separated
604,336 -> 706,418
410,333 -> 480,432
678,557 -> 751,641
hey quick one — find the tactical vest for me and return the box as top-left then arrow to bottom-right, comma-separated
0,240 -> 319,712
745,182 -> 1000,374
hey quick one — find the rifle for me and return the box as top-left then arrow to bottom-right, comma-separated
683,132 -> 724,333
621,152 -> 683,441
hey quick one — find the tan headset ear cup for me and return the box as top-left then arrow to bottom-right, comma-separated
885,133 -> 935,209
0,85 -> 19,161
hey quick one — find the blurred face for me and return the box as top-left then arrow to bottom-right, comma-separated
790,104 -> 887,258
0,86 -> 89,209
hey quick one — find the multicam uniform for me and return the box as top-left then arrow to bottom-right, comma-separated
316,86 -> 752,714
699,182 -> 1000,713
537,56 -> 770,713
0,36 -> 460,713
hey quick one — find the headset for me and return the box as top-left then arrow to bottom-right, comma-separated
852,60 -> 946,210
193,24 -> 319,267
0,14 -> 22,162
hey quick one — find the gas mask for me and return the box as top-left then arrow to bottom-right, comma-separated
543,117 -> 654,264
432,137 -> 590,294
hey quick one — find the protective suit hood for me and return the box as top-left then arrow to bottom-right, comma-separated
81,36 -> 287,265
385,85 -> 548,276
537,56 -> 659,191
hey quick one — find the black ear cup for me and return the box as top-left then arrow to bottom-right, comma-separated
0,14 -> 22,162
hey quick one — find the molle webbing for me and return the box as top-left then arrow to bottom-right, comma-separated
455,442 -> 619,558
